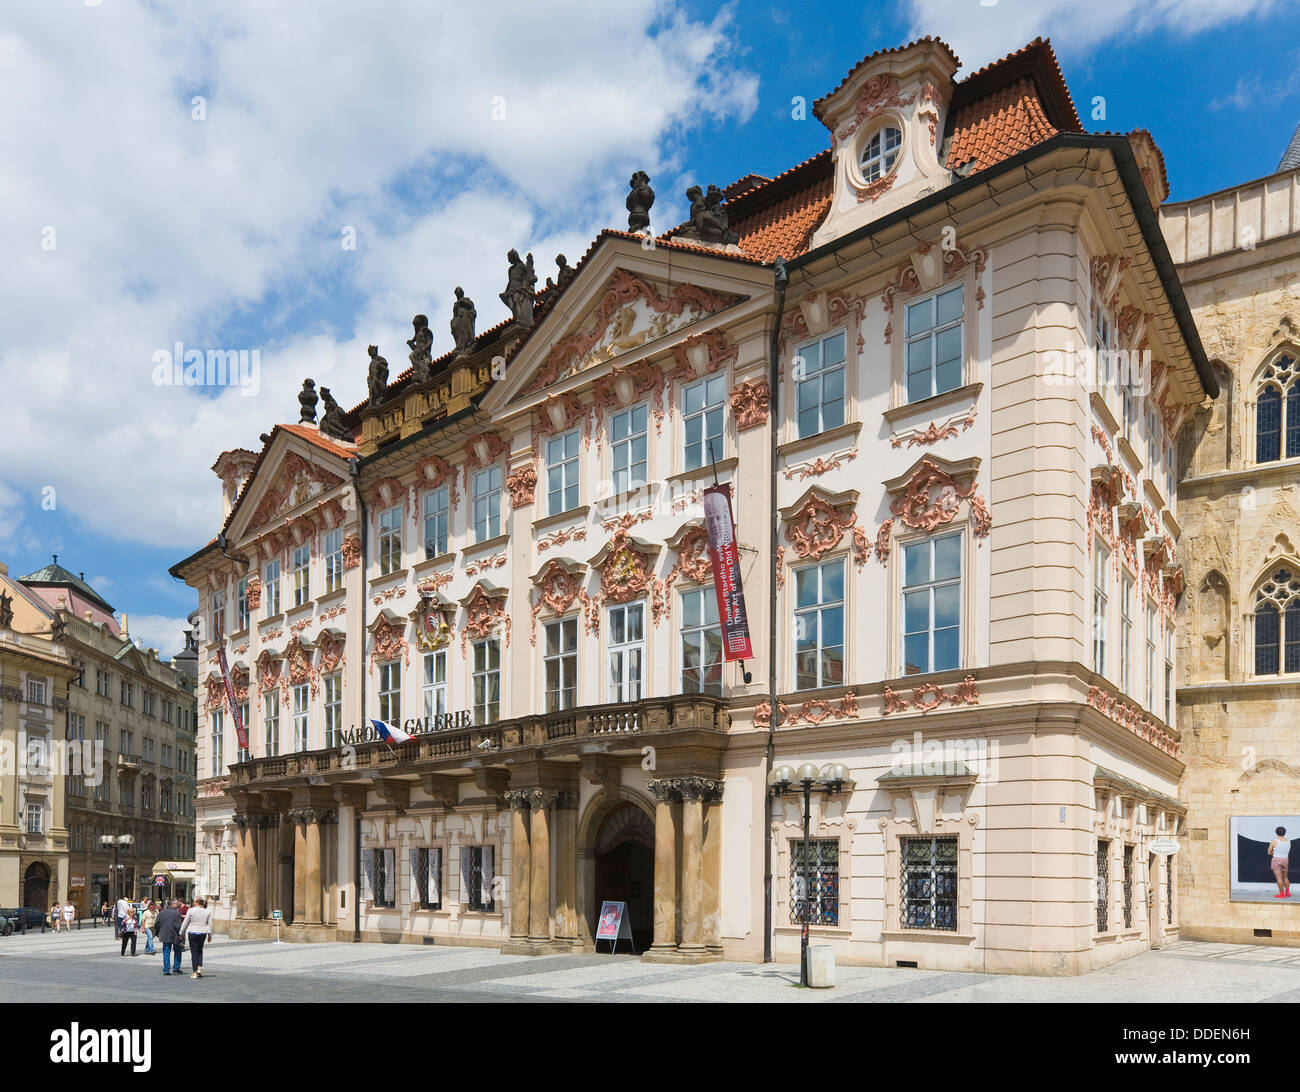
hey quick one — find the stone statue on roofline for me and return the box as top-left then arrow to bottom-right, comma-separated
367,345 -> 389,406
627,171 -> 655,233
319,387 -> 350,441
546,255 -> 575,291
407,316 -> 433,384
298,378 -> 318,424
684,183 -> 738,245
0,590 -> 13,629
500,249 -> 537,327
450,287 -> 477,357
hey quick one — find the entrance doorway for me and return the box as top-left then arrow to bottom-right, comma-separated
24,862 -> 50,911
593,803 -> 654,950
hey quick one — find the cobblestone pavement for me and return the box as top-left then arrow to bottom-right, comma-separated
2,929 -> 1298,1002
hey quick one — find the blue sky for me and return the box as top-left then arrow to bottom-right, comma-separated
1,0 -> 1297,657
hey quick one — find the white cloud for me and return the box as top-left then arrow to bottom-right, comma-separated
0,1 -> 758,553
904,0 -> 1284,74
121,613 -> 190,659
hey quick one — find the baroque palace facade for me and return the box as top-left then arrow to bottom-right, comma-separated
1161,145 -> 1300,943
174,36 -> 1214,973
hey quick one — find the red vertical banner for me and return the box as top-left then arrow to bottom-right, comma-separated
703,483 -> 754,661
216,646 -> 249,750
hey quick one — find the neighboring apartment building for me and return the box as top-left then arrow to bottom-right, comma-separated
173,36 -> 1213,974
10,559 -> 199,914
1161,143 -> 1300,943
0,564 -> 77,910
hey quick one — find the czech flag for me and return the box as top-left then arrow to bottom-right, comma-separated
370,718 -> 412,744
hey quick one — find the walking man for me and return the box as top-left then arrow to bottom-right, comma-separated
155,899 -> 183,976
1270,826 -> 1292,898
142,902 -> 158,955
114,894 -> 129,938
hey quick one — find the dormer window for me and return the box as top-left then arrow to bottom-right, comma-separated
860,125 -> 902,183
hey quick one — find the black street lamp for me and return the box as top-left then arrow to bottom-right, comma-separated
99,834 -> 134,934
768,761 -> 848,987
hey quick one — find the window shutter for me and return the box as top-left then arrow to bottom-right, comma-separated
459,847 -> 472,904
430,849 -> 441,908
409,849 -> 421,903
383,849 -> 396,906
482,846 -> 495,909
225,853 -> 237,897
361,849 -> 374,902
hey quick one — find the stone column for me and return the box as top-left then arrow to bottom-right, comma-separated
702,782 -> 724,952
648,779 -> 680,952
528,789 -> 557,941
277,811 -> 294,923
553,791 -> 580,942
304,810 -> 328,925
505,791 -> 530,939
233,813 -> 258,919
291,811 -> 309,924
678,778 -> 709,954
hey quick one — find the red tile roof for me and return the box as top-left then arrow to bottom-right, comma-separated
278,422 -> 358,458
946,77 -> 1060,175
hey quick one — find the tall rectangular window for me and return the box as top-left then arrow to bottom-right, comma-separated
905,286 -> 962,403
378,661 -> 401,725
902,533 -> 961,676
237,703 -> 250,763
264,559 -> 281,616
610,405 -> 649,495
264,691 -> 280,758
323,529 -> 344,594
1095,306 -> 1114,389
292,683 -> 309,752
461,846 -> 495,911
795,330 -> 846,438
28,679 -> 46,705
363,848 -> 396,909
210,710 -> 224,778
422,486 -> 449,559
422,652 -> 447,719
473,639 -> 500,725
607,603 -> 644,703
211,590 -> 225,641
412,847 -> 443,910
683,374 -> 726,471
377,506 -> 402,575
901,836 -> 957,931
236,578 -> 250,631
26,802 -> 43,834
324,674 -> 342,747
794,558 -> 845,690
680,587 -> 723,696
544,618 -> 578,711
1164,624 -> 1173,725
789,838 -> 839,925
1120,574 -> 1134,694
546,430 -> 580,514
1123,843 -> 1134,929
1093,544 -> 1109,676
473,467 -> 502,541
1145,603 -> 1157,710
1096,839 -> 1110,932
292,543 -> 310,606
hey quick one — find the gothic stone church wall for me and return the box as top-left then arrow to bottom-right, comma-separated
1165,167 -> 1300,943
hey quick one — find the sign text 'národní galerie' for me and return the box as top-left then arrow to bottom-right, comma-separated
337,711 -> 473,746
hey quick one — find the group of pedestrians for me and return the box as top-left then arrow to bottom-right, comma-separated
113,895 -> 214,978
45,901 -> 77,932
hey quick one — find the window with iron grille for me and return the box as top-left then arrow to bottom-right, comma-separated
1166,853 -> 1173,924
1096,840 -> 1110,932
1123,843 -> 1134,928
461,846 -> 495,911
901,836 -> 957,931
789,839 -> 839,926
362,848 -> 396,908
411,847 -> 443,910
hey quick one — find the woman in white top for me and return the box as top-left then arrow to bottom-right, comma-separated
61,901 -> 75,931
179,896 -> 214,978
1269,826 -> 1291,898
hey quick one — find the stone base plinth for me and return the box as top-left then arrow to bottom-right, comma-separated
499,938 -> 581,956
227,918 -> 338,943
640,946 -> 722,965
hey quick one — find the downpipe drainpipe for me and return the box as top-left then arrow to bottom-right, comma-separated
349,457 -> 367,943
764,258 -> 789,964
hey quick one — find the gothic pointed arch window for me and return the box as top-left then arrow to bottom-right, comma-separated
1254,567 -> 1300,675
1255,353 -> 1300,463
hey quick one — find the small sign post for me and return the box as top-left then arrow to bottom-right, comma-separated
595,900 -> 634,955
271,908 -> 283,943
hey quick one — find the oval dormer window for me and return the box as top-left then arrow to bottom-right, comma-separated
860,125 -> 902,182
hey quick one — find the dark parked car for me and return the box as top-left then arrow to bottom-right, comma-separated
0,908 -> 48,931
0,911 -> 15,936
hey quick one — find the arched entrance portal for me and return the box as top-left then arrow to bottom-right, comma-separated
24,862 -> 50,911
593,803 -> 654,950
